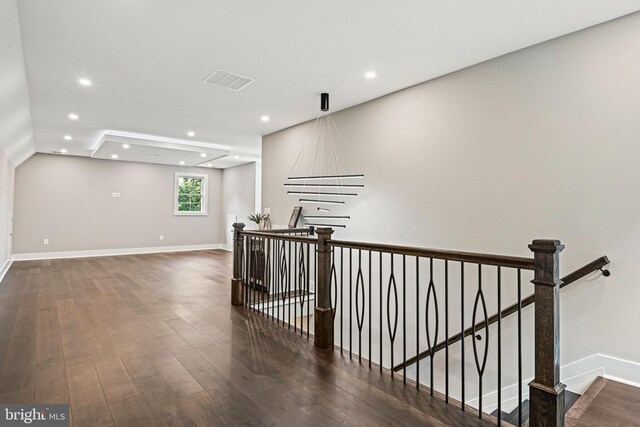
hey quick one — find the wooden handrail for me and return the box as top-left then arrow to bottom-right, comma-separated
249,227 -> 314,235
393,255 -> 610,372
329,239 -> 535,270
239,230 -> 317,244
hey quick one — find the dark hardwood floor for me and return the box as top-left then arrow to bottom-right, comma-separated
0,250 -> 493,426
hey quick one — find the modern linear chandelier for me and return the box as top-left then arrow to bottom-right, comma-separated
285,93 -> 364,229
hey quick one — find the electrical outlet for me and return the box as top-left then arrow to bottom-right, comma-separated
112,192 -> 117,198
159,235 -> 164,241
116,192 -> 121,198
43,239 -> 49,245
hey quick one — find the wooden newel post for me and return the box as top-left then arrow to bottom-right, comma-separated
529,239 -> 566,427
231,223 -> 245,306
314,227 -> 334,350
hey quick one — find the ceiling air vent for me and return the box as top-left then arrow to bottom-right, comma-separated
203,68 -> 255,91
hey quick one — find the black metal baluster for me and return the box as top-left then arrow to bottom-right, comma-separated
387,253 -> 398,378
461,262 -> 465,411
247,237 -> 252,307
271,239 -> 275,321
243,237 -> 247,305
349,248 -> 353,358
402,255 -> 406,384
280,241 -> 287,327
276,239 -> 281,324
426,257 -> 439,397
518,269 -> 523,427
379,251 -> 383,372
262,237 -> 270,318
497,266 -> 502,425
306,242 -> 311,338
340,247 -> 344,355
294,241 -> 298,332
287,240 -> 291,329
356,250 -> 364,363
472,264 -> 489,419
368,251 -> 372,368
331,250 -> 337,320
416,256 -> 420,390
253,237 -> 257,310
445,259 -> 449,403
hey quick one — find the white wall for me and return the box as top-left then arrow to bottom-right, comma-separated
222,162 -> 256,232
263,10 -> 640,369
0,149 -> 15,275
0,0 -> 35,166
13,154 -> 224,254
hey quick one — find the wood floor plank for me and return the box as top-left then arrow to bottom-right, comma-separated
181,392 -> 227,426
147,350 -> 205,399
66,362 -> 114,426
133,375 -> 198,427
109,396 -> 155,427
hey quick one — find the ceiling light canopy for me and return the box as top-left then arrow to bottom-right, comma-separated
111,154 -> 118,159
365,71 -> 377,79
64,135 -> 72,141
261,115 -> 270,122
122,144 -> 130,149
179,161 -> 185,165
78,78 -> 92,86
187,131 -> 195,137
68,113 -> 79,120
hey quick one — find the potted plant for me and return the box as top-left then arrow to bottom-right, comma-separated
248,212 -> 270,230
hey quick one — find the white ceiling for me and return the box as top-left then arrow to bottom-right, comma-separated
7,0 -> 640,167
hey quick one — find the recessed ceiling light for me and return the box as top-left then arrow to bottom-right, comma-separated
187,131 -> 195,137
261,115 -> 270,122
207,163 -> 212,167
60,149 -> 67,154
234,155 -> 239,159
122,144 -> 130,149
78,78 -> 92,86
179,161 -> 185,165
200,153 -> 206,158
111,154 -> 118,159
68,113 -> 79,120
365,71 -> 377,79
64,135 -> 72,141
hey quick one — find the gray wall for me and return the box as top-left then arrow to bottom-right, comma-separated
263,11 -> 640,366
0,149 -> 15,269
222,162 -> 256,232
13,154 -> 223,253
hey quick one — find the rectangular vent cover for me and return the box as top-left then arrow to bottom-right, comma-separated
203,69 -> 255,91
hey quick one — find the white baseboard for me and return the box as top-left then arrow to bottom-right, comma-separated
469,353 -> 640,414
12,244 -> 225,261
0,258 -> 13,285
221,245 -> 232,252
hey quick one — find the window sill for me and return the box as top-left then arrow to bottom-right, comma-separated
174,212 -> 208,216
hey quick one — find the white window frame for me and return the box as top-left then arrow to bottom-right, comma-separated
174,172 -> 208,216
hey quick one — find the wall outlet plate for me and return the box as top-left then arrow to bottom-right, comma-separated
43,239 -> 49,245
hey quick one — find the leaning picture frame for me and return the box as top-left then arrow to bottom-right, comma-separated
288,206 -> 302,228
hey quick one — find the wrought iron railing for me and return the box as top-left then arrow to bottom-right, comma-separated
230,223 -> 610,427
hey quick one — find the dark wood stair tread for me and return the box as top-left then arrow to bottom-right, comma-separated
566,377 -> 640,426
491,390 -> 581,425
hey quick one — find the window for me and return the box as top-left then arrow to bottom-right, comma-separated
174,173 -> 208,215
